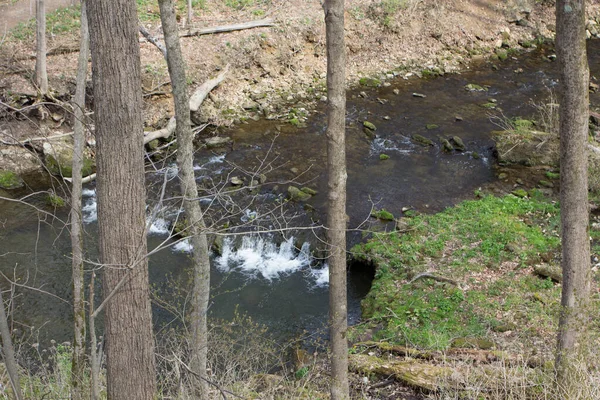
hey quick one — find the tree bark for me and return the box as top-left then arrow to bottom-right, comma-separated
555,0 -> 592,396
70,2 -> 89,399
0,288 -> 22,400
159,1 -> 211,396
87,0 -> 157,398
35,0 -> 48,94
324,0 -> 349,398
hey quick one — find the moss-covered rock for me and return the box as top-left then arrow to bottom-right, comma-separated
379,154 -> 390,160
412,134 -> 434,146
46,193 -> 66,207
511,189 -> 528,198
300,187 -> 317,196
465,83 -> 488,92
359,77 -> 382,87
288,186 -> 312,202
363,121 -> 377,131
440,138 -> 454,152
371,209 -> 394,221
426,124 -> 439,130
43,139 -> 95,178
451,136 -> 466,151
0,170 -> 24,189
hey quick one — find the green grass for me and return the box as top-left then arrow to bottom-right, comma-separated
352,194 -> 565,349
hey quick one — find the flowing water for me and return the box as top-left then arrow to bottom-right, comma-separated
2,41 -> 600,344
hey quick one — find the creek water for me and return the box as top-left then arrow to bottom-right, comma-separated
2,41 -> 600,345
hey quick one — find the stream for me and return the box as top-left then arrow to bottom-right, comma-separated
2,41 -> 600,345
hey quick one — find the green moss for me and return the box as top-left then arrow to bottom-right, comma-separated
359,77 -> 382,87
363,121 -> 377,131
380,154 -> 390,160
545,171 -> 560,180
464,83 -> 487,92
511,189 -> 528,198
288,186 -> 312,202
495,48 -> 508,61
481,102 -> 497,109
412,134 -> 434,146
300,187 -> 317,196
46,193 -> 66,208
0,170 -> 23,189
426,124 -> 439,130
371,209 -> 394,221
289,117 -> 300,127
352,195 -> 564,349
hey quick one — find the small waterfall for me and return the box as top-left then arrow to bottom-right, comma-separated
216,236 -> 327,286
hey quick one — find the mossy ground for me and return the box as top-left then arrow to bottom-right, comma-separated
351,193 -> 600,354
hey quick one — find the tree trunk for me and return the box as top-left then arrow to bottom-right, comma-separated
70,1 -> 89,399
35,0 -> 48,94
186,0 -> 192,29
0,288 -> 22,400
87,0 -> 157,398
159,1 -> 211,396
324,0 -> 349,398
555,0 -> 592,396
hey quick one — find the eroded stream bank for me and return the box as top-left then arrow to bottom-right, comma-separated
2,40 -> 600,344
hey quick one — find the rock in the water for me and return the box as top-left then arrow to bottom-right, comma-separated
412,134 -> 434,146
451,136 -> 466,151
464,83 -> 488,92
230,176 -> 243,186
288,186 -> 312,202
440,138 -> 454,152
204,136 -> 232,148
393,88 -> 400,95
363,121 -> 377,131
0,170 -> 24,189
426,124 -> 439,130
412,92 -> 426,98
301,187 -> 317,196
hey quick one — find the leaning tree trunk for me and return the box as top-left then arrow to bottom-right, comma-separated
35,0 -> 48,94
555,0 -> 592,397
69,2 -> 89,399
0,287 -> 22,400
324,0 -> 349,398
159,1 -> 211,396
87,0 -> 157,398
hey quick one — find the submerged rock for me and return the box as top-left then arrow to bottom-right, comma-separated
204,136 -> 232,149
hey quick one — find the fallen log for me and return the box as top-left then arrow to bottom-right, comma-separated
352,341 -> 540,367
181,18 -> 274,37
533,264 -> 562,282
349,354 -> 451,392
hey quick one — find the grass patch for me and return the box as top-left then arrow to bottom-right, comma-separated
352,194 -> 564,350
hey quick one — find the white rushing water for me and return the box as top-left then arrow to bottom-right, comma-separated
82,188 -> 97,224
216,236 -> 328,286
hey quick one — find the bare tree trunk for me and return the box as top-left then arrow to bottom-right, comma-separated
35,0 -> 48,94
87,0 -> 157,398
70,2 -> 89,399
555,0 -> 592,396
186,0 -> 192,29
89,272 -> 100,400
0,288 -> 22,400
159,1 -> 211,396
324,0 -> 349,398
